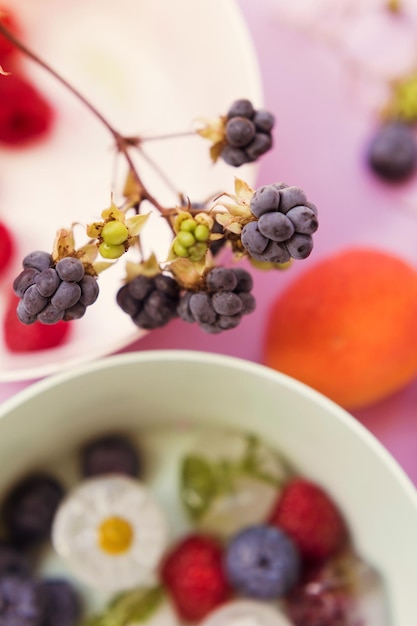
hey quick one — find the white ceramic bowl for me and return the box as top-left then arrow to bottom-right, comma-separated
0,350 -> 416,624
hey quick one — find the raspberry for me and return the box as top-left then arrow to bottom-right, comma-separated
0,72 -> 54,146
268,478 -> 348,563
159,534 -> 232,622
0,220 -> 14,276
3,292 -> 71,352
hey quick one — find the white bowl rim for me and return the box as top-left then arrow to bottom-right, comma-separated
1,349 -> 417,514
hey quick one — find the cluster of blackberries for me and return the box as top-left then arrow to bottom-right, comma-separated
116,273 -> 180,330
13,251 -> 99,325
177,266 -> 255,334
221,99 -> 275,167
0,433 -> 141,626
366,120 -> 417,182
117,267 -> 255,334
241,183 -> 318,263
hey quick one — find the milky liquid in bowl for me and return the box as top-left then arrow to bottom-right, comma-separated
0,351 -> 416,624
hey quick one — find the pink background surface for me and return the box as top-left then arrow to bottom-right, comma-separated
1,1 -> 417,486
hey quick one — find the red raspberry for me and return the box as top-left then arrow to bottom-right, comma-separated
0,72 -> 54,146
0,220 -> 14,276
0,6 -> 21,63
159,534 -> 232,622
3,292 -> 71,352
268,479 -> 348,563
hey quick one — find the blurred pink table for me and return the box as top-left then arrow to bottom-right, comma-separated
1,0 -> 417,487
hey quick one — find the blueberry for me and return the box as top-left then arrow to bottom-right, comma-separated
80,434 -> 141,478
2,474 -> 65,548
224,525 -> 300,599
0,544 -> 32,578
367,121 -> 417,181
0,576 -> 45,625
40,579 -> 82,626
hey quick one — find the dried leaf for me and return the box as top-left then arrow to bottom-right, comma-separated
126,213 -> 150,236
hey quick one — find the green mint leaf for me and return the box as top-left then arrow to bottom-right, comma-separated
181,454 -> 218,520
79,586 -> 164,626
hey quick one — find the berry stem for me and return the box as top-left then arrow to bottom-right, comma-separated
0,22 -> 171,217
139,130 -> 197,142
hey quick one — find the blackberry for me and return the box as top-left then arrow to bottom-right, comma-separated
13,253 -> 99,325
177,266 -> 255,334
0,544 -> 32,579
224,524 -> 300,600
0,576 -> 45,626
2,474 -> 65,548
221,99 -> 275,167
367,121 -> 417,182
116,273 -> 180,330
40,579 -> 82,626
241,183 -> 318,262
80,433 -> 141,478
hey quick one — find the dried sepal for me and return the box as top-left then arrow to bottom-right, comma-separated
125,213 -> 150,237
196,115 -> 227,164
382,72 -> 417,123
52,228 -> 76,262
122,168 -> 145,204
168,257 -> 205,289
124,254 -> 161,282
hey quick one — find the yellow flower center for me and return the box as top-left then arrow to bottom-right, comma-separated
98,516 -> 134,555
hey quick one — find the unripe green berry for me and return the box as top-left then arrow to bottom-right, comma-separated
173,239 -> 189,257
101,221 -> 129,245
180,218 -> 197,233
188,242 -> 208,261
99,242 -> 125,259
177,231 -> 196,248
194,224 -> 210,242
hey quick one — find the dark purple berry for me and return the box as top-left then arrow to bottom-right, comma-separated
22,251 -> 52,272
206,267 -> 238,293
2,474 -> 65,547
62,302 -> 86,321
258,212 -> 294,242
221,145 -> 251,167
0,545 -> 32,579
37,304 -> 64,325
55,257 -> 84,283
211,292 -> 243,316
225,116 -> 256,148
246,133 -> 273,160
81,434 -> 141,478
227,99 -> 255,119
0,576 -> 45,626
16,301 -> 37,325
34,268 -> 60,298
241,222 -> 269,255
253,110 -> 275,133
22,285 -> 47,315
285,233 -> 314,259
250,185 -> 281,218
367,121 -> 417,182
40,579 -> 82,626
279,186 -> 308,214
13,269 -> 39,298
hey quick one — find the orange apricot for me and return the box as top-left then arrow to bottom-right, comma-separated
263,247 -> 417,409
